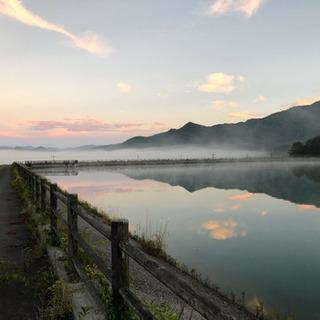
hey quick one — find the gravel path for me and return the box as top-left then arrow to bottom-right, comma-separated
0,166 -> 43,319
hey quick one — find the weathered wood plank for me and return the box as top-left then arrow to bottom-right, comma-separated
72,256 -> 105,311
112,219 -> 130,308
120,241 -> 227,320
55,190 -> 68,204
68,194 -> 78,275
119,287 -> 155,320
73,205 -> 111,240
71,229 -> 112,280
50,184 -> 58,237
40,178 -> 47,212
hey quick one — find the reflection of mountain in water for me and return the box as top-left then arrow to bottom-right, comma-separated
121,162 -> 320,208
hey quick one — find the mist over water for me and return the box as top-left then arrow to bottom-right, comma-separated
39,161 -> 320,320
0,147 -> 268,164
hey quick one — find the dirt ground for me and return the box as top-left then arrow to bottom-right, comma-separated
0,166 -> 43,320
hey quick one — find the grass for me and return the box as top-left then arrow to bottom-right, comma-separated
132,218 -> 169,257
11,165 -> 73,320
78,199 -> 112,225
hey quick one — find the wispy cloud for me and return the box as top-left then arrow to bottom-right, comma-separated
117,82 -> 132,93
19,118 -> 143,132
205,0 -> 266,17
71,31 -> 112,57
0,0 -> 112,57
0,130 -> 24,138
157,93 -> 169,98
225,112 -> 254,119
226,110 -> 267,119
291,97 -> 320,107
198,73 -> 244,94
209,100 -> 239,110
253,95 -> 266,102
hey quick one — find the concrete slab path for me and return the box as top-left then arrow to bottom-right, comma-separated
0,165 -> 43,319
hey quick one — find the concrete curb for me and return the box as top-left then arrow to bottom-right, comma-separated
47,246 -> 105,320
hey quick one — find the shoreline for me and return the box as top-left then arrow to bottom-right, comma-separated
76,156 -> 320,168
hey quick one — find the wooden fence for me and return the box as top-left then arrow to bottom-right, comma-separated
15,162 -> 252,320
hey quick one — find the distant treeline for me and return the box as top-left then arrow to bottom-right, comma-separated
289,135 -> 320,157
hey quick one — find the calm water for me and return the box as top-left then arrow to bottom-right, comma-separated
40,161 -> 320,319
0,147 -> 267,165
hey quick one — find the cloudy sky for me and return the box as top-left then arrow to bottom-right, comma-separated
1,0 -> 319,147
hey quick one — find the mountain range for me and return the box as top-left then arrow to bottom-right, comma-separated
112,100 -> 320,152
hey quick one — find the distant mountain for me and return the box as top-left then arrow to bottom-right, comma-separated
2,101 -> 320,153
0,146 -> 56,151
107,100 -> 320,151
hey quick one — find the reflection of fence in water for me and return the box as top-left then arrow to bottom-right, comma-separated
16,162 -> 258,320
35,169 -> 78,177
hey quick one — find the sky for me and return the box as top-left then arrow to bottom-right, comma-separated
1,0 -> 320,148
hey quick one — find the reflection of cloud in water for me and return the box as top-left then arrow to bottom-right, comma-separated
296,204 -> 319,212
229,193 -> 255,200
212,204 -> 240,213
68,185 -> 145,198
202,219 -> 247,240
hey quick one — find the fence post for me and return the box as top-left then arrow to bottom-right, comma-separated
28,171 -> 32,195
35,177 -> 41,209
50,184 -> 58,238
31,173 -> 35,199
40,179 -> 46,212
22,166 -> 26,183
67,194 -> 78,275
111,219 -> 129,311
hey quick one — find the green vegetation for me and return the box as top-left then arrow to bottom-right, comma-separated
78,199 -> 112,225
289,135 -> 320,157
11,165 -> 73,320
145,300 -> 179,320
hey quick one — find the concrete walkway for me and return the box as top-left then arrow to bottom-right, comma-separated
0,165 -> 43,319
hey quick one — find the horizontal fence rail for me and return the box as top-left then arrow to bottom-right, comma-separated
14,162 -> 257,320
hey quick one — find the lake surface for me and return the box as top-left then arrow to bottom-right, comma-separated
0,147 -> 267,165
39,161 -> 320,319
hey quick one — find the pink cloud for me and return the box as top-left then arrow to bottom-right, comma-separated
19,118 -> 143,132
0,130 -> 25,138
